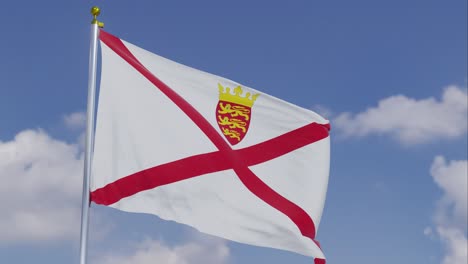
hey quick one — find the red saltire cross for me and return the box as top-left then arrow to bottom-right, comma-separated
91,30 -> 329,264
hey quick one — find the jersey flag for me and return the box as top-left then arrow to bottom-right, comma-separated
91,30 -> 330,263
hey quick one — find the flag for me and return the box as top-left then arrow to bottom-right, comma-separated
91,30 -> 330,263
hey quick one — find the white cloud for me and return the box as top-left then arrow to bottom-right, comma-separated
430,156 -> 467,264
0,129 -> 83,243
63,112 -> 86,130
334,85 -> 467,144
95,236 -> 230,264
436,227 -> 467,264
431,156 -> 468,227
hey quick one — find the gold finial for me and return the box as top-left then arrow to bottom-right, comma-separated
90,6 -> 104,28
91,6 -> 100,16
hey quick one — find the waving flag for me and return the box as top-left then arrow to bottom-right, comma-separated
91,30 -> 330,263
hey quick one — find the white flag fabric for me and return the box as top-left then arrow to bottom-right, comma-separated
91,30 -> 330,263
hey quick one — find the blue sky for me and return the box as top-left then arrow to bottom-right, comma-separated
0,1 -> 466,264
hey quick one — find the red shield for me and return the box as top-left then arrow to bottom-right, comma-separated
216,100 -> 252,145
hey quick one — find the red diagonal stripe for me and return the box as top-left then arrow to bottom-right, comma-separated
238,122 -> 329,166
91,122 -> 328,206
91,150 -> 229,205
233,165 -> 317,240
99,30 -> 230,153
97,30 -> 329,254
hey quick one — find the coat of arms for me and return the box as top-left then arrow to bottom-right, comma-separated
216,84 -> 259,145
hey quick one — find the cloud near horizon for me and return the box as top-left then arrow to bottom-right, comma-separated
0,129 -> 83,243
334,85 -> 467,144
94,236 -> 230,264
430,156 -> 467,264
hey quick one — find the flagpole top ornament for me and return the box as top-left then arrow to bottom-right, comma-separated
90,6 -> 104,28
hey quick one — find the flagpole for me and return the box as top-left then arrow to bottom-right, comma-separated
79,6 -> 103,264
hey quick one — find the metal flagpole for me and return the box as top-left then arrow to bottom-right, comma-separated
79,6 -> 103,264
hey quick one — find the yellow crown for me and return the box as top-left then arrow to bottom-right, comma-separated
218,83 -> 259,108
